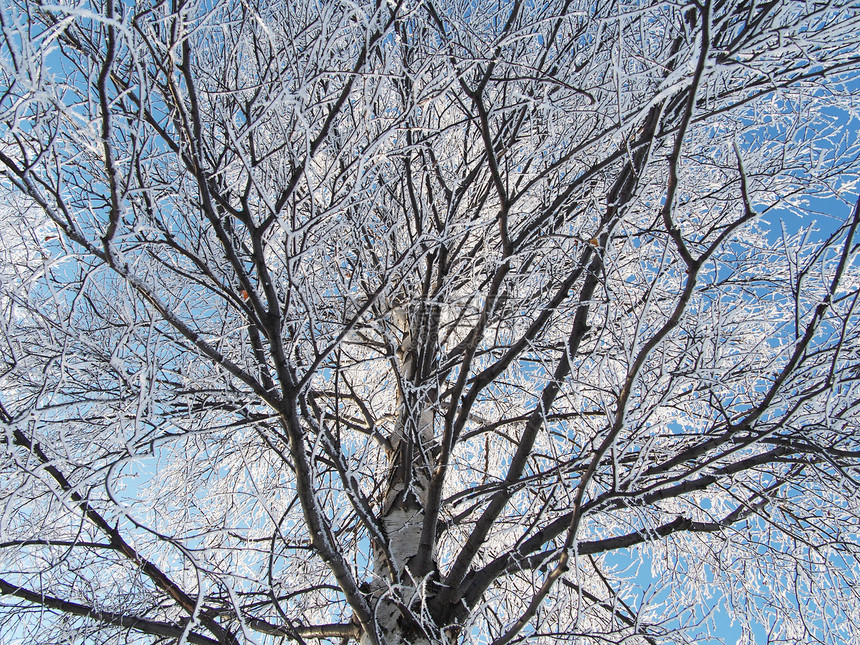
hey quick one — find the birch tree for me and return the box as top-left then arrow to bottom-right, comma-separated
2,0 -> 860,643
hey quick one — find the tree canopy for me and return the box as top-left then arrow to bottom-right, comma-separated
2,0 -> 860,643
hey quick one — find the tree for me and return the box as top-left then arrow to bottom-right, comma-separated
1,0 -> 860,643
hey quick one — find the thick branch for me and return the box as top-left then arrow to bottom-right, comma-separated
0,578 -> 219,645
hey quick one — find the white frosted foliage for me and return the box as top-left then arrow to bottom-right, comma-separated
1,1 -> 860,644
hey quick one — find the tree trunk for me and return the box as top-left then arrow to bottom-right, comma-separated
365,303 -> 441,645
